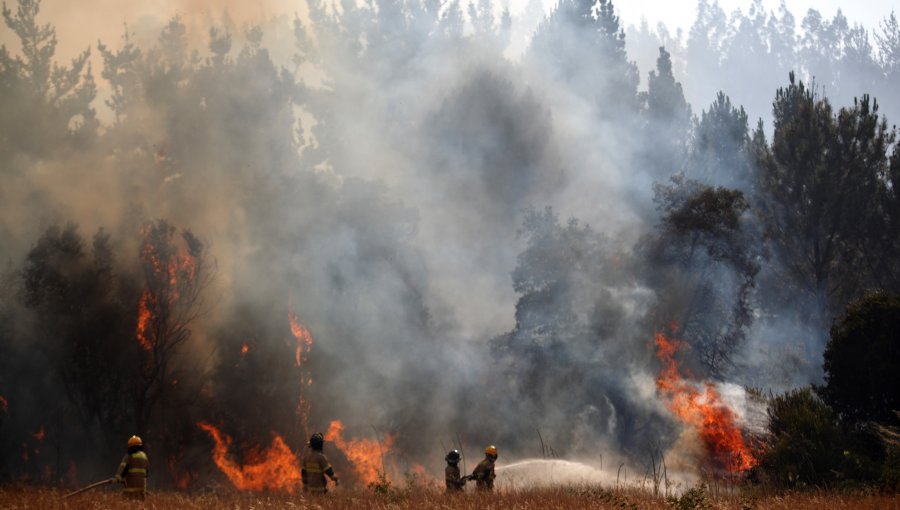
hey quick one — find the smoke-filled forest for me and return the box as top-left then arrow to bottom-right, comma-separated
1,0 -> 899,498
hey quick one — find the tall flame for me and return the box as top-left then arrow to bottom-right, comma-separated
654,330 -> 756,473
134,225 -> 198,350
288,301 -> 313,439
325,420 -> 394,485
135,291 -> 155,351
197,422 -> 301,493
287,303 -> 313,368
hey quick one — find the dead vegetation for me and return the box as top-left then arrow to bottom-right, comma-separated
1,485 -> 898,510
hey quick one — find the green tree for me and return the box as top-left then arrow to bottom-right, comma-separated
756,387 -> 845,488
876,12 -> 900,79
528,0 -> 639,118
0,0 -> 96,159
19,224 -> 135,474
640,46 -> 691,181
649,177 -> 759,376
821,291 -> 900,427
686,92 -> 751,188
754,73 -> 896,314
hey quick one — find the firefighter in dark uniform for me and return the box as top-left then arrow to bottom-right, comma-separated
470,445 -> 497,491
444,449 -> 466,492
115,435 -> 149,499
301,432 -> 339,493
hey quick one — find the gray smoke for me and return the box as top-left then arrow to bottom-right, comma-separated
0,0 -> 896,489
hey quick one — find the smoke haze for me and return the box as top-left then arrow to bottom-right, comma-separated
0,0 -> 898,491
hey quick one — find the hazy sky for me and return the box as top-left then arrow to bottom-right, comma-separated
614,0 -> 893,34
3,0 -> 895,61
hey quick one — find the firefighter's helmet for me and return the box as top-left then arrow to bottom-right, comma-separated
127,435 -> 143,448
309,432 -> 325,450
445,449 -> 461,463
485,445 -> 498,458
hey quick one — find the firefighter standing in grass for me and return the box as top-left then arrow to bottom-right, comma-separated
115,435 -> 149,500
470,445 -> 497,492
444,449 -> 466,492
302,432 -> 339,493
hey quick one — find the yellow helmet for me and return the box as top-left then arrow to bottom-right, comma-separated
127,435 -> 143,447
485,445 -> 498,457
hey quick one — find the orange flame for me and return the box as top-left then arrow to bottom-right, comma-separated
33,425 -> 45,442
654,330 -> 756,473
134,226 -> 198,350
135,291 -> 155,350
0,395 -> 8,414
168,455 -> 191,490
197,422 -> 301,493
325,420 -> 394,485
288,301 -> 314,438
287,304 -> 313,368
241,342 -> 249,357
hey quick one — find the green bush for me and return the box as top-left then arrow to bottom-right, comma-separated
754,388 -> 845,488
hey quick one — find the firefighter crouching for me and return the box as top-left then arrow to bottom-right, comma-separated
302,432 -> 339,493
470,445 -> 497,492
115,435 -> 149,499
444,449 -> 466,492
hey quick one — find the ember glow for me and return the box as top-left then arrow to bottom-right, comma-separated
135,291 -> 155,351
0,395 -> 7,414
325,420 -> 394,485
241,342 -> 249,357
33,425 -> 45,442
287,302 -> 313,368
197,422 -> 301,493
654,329 -> 757,473
288,302 -> 313,438
134,226 -> 198,350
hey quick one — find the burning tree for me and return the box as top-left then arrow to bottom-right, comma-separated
131,219 -> 213,435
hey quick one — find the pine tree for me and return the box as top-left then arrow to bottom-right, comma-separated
0,0 -> 96,159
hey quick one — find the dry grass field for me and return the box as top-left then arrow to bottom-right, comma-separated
1,486 -> 899,510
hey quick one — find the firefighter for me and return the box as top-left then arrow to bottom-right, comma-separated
444,449 -> 466,492
301,432 -> 339,493
470,445 -> 497,492
114,435 -> 149,500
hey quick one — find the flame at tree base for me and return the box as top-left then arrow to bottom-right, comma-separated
198,422 -> 301,493
655,330 -> 757,473
325,420 -> 394,485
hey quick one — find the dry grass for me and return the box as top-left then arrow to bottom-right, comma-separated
0,486 -> 898,510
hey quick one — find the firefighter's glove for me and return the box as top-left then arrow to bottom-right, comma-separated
114,475 -> 123,484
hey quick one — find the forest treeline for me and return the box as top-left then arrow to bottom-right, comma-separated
0,0 -> 898,493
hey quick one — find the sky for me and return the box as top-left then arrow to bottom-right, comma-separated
613,0 -> 892,34
2,0 -> 896,63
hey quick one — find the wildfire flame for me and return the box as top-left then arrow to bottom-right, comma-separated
135,291 -> 155,351
197,422 -> 301,493
325,420 -> 394,485
288,301 -> 313,438
134,225 -> 198,350
0,395 -> 8,414
241,342 -> 249,357
287,303 -> 312,368
168,455 -> 191,490
33,425 -> 45,442
654,330 -> 756,473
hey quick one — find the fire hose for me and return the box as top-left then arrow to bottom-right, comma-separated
61,478 -> 116,499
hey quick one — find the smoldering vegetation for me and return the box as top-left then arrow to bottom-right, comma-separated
0,0 -> 899,491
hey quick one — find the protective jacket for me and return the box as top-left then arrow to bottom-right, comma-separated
445,464 -> 464,492
302,449 -> 337,493
116,449 -> 149,498
471,457 -> 495,491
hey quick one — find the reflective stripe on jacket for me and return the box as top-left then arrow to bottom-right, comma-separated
119,450 -> 149,493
